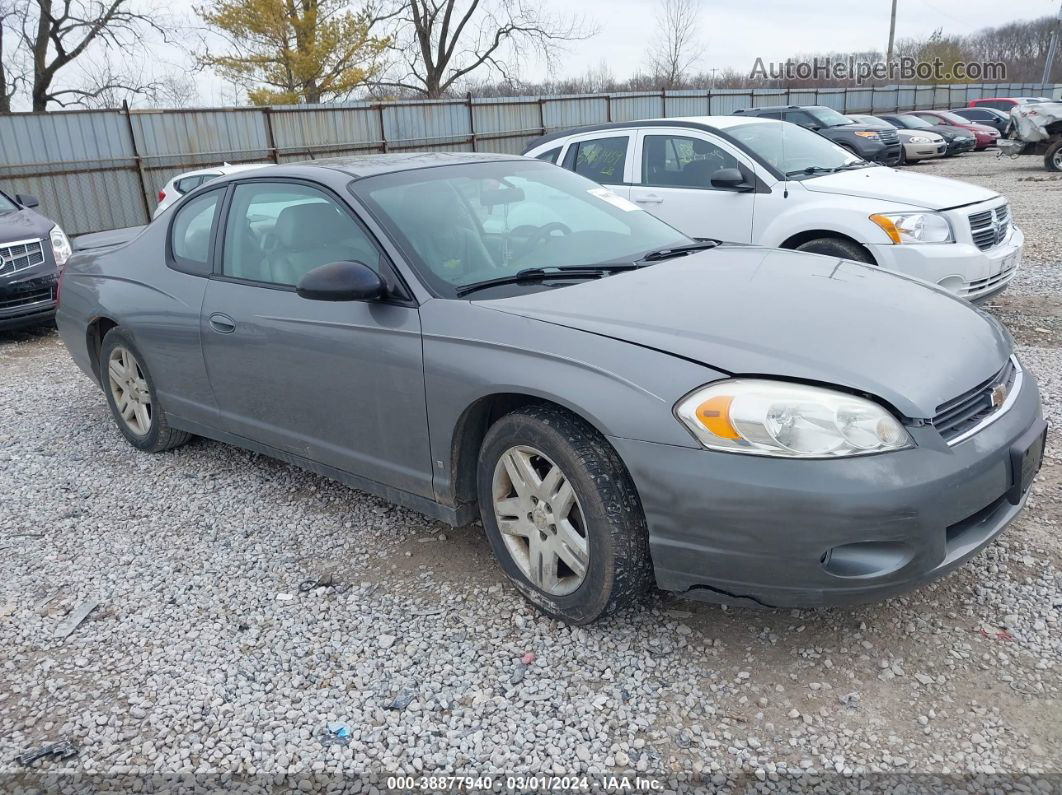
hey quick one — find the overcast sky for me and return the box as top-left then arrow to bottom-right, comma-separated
155,0 -> 1060,105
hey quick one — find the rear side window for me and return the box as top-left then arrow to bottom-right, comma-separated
534,147 -> 561,164
562,137 -> 628,183
169,189 -> 222,275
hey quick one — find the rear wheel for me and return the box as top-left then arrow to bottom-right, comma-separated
1045,139 -> 1062,173
477,405 -> 652,624
100,328 -> 191,453
794,236 -> 874,264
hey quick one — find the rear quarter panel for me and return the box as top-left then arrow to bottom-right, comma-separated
56,221 -> 217,426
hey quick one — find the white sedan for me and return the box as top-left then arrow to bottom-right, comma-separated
153,163 -> 269,218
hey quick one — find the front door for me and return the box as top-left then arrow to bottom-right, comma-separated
200,179 -> 433,498
629,129 -> 756,242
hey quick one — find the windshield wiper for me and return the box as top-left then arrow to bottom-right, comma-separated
785,166 -> 835,177
639,241 -> 720,262
831,161 -> 870,172
455,264 -> 641,297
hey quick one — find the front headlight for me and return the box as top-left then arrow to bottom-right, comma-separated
869,212 -> 953,244
49,225 -> 72,266
674,379 -> 912,458
908,135 -> 932,143
853,131 -> 879,138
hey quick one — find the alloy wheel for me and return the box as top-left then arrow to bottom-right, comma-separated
492,445 -> 589,596
107,346 -> 152,436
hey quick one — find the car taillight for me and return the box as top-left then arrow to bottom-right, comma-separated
158,190 -> 166,203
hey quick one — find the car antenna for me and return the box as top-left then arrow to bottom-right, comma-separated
781,121 -> 789,199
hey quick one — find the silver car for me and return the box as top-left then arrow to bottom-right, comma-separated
56,153 -> 1046,623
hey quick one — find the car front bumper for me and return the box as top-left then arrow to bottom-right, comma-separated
903,141 -> 947,160
0,266 -> 59,331
869,225 -> 1023,302
610,367 -> 1044,608
945,138 -> 976,155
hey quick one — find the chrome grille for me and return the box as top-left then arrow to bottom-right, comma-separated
968,204 -> 1010,251
0,238 -> 46,276
933,358 -> 1018,443
877,128 -> 899,145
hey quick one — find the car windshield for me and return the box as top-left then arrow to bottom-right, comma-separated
726,122 -> 863,178
857,115 -> 890,126
807,107 -> 853,128
936,111 -> 972,125
353,160 -> 689,298
0,192 -> 17,214
897,115 -> 933,129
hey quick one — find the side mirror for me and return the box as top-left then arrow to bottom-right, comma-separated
15,193 -> 39,208
711,168 -> 754,192
296,261 -> 386,302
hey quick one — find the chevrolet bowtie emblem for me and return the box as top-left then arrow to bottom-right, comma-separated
990,383 -> 1007,409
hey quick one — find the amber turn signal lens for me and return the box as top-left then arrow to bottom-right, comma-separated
869,213 -> 902,244
695,395 -> 741,440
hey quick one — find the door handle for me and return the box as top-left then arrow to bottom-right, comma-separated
209,313 -> 236,333
633,194 -> 663,204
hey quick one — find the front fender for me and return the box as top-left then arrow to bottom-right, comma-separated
758,193 -> 915,253
420,299 -> 723,501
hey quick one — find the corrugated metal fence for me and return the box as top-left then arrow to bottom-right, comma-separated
2,81 -> 1059,236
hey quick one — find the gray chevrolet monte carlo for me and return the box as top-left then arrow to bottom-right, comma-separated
0,188 -> 73,330
55,152 -> 1047,624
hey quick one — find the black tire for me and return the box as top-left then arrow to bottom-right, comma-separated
99,328 -> 191,453
477,405 -> 652,624
794,236 -> 874,264
1045,139 -> 1062,173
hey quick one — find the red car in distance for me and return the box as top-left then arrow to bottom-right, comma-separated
902,110 -> 1000,150
968,96 -> 1051,112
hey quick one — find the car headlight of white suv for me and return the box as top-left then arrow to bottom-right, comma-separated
675,380 -> 913,458
869,212 -> 953,244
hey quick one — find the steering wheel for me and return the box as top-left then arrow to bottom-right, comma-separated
510,221 -> 572,260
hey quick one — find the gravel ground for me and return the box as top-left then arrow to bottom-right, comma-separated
1,151 -> 1060,792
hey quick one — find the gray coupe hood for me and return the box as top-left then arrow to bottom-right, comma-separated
483,246 -> 1011,419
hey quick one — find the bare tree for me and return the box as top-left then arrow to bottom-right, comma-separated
10,0 -> 170,110
1,0 -> 27,111
647,0 -> 701,88
149,71 -> 199,108
376,0 -> 595,98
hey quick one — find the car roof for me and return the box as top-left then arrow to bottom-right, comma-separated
733,105 -> 830,113
294,151 -> 522,178
524,115 -> 775,151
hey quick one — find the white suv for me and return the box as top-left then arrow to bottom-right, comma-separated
524,116 -> 1022,301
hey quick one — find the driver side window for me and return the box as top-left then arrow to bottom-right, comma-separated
641,135 -> 738,189
221,182 -> 381,286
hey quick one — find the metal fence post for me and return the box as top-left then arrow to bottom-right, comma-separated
121,100 -> 152,223
466,93 -> 477,151
263,107 -> 280,162
538,98 -> 546,135
377,104 -> 388,153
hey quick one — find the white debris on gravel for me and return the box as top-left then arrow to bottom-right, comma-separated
0,152 -> 1059,789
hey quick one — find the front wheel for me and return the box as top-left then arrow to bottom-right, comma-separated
1045,139 -> 1062,173
477,405 -> 652,624
100,328 -> 191,453
794,236 -> 874,264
